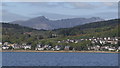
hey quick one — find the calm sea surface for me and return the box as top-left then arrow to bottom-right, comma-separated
2,52 -> 118,66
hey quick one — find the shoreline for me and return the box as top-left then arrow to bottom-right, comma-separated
1,50 -> 119,53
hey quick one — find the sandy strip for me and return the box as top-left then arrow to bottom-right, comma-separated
1,50 -> 119,53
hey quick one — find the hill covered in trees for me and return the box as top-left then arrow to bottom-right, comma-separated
2,23 -> 51,45
54,19 -> 119,38
2,19 -> 119,46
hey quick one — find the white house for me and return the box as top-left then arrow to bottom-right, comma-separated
108,48 -> 116,51
36,48 -> 44,50
55,45 -> 61,51
24,45 -> 31,50
3,42 -> 8,45
2,45 -> 9,50
118,47 -> 120,50
12,44 -> 21,49
35,44 -> 44,51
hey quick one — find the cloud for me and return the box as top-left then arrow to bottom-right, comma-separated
95,12 -> 118,19
19,2 -> 97,9
102,2 -> 118,9
0,10 -> 30,22
67,2 -> 118,9
103,2 -> 117,6
1,2 -> 118,21
68,2 -> 98,9
21,2 -> 63,7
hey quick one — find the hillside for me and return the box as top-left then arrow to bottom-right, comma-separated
2,19 -> 119,45
2,23 -> 52,44
54,19 -> 119,37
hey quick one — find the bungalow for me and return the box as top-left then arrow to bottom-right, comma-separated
107,40 -> 118,44
99,46 -> 106,50
44,45 -> 49,48
116,47 -> 120,52
3,42 -> 8,45
89,45 -> 100,51
51,48 -> 55,51
35,44 -> 44,51
48,45 -> 52,50
36,44 -> 42,48
43,45 -> 51,50
7,44 -> 14,47
99,40 -> 106,44
55,45 -> 61,51
89,39 -> 92,41
108,48 -> 116,51
108,37 -> 111,40
104,37 -> 107,40
57,41 -> 61,43
75,40 -> 78,43
64,46 -> 70,51
2,45 -> 9,50
118,47 -> 120,50
36,48 -> 44,50
113,37 -> 118,40
23,45 -> 31,50
12,44 -> 23,49
69,39 -> 75,43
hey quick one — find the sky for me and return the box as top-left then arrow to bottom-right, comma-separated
0,2 -> 118,22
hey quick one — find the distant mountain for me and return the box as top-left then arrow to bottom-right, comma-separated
11,16 -> 104,30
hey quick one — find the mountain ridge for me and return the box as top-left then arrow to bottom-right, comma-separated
10,16 -> 104,30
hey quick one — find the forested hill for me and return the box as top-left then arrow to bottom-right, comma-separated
53,19 -> 119,37
2,23 -> 38,32
74,19 -> 118,29
2,23 -> 49,44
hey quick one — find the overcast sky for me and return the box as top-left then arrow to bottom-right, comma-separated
0,2 -> 118,22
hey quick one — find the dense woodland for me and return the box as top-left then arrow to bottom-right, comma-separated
1,19 -> 120,49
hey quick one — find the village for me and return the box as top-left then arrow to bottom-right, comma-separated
1,37 -> 120,52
